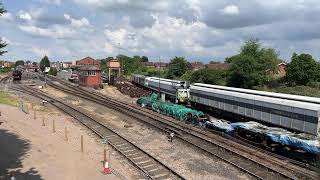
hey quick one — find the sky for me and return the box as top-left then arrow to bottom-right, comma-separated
1,0 -> 320,63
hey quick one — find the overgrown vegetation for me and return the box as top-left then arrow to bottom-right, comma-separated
166,57 -> 191,79
226,39 -> 281,88
0,67 -> 10,73
0,91 -> 19,106
258,85 -> 320,97
48,67 -> 57,76
39,55 -> 50,72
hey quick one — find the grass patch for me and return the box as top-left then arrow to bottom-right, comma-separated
258,85 -> 320,97
0,91 -> 20,107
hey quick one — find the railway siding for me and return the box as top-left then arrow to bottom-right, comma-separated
43,75 -> 319,180
12,84 -> 185,180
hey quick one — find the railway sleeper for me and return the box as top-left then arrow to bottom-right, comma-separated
136,160 -> 155,167
132,156 -> 150,163
149,169 -> 171,180
127,153 -> 143,159
143,164 -> 162,172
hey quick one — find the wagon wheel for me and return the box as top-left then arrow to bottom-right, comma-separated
185,113 -> 193,124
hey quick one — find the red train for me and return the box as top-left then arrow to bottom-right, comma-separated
12,70 -> 22,80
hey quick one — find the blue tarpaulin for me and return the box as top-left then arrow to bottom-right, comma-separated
206,120 -> 320,154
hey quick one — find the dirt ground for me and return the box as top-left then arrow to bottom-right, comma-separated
41,84 -> 252,180
100,85 -> 137,104
0,102 -> 141,180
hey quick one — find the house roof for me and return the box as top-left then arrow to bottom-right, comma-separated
191,61 -> 205,68
143,62 -> 154,66
76,57 -> 100,65
205,63 -> 231,70
154,62 -> 169,67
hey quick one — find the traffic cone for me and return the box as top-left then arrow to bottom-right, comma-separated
102,160 -> 110,174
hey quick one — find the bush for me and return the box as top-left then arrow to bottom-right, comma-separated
286,53 -> 319,85
48,67 -> 57,76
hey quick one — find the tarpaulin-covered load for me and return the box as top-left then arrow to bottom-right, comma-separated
136,93 -> 158,108
137,93 -> 205,122
231,121 -> 320,154
205,119 -> 234,132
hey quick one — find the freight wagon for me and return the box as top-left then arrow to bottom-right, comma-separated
190,84 -> 320,136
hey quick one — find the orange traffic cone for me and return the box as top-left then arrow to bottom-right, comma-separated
102,160 -> 110,174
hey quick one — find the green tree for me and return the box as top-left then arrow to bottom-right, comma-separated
117,54 -> 143,75
190,69 -> 225,85
48,67 -> 57,76
39,55 -> 50,72
209,60 -> 221,64
225,54 -> 240,63
227,39 -> 281,88
227,55 -> 263,88
167,57 -> 191,79
286,53 -> 319,85
15,60 -> 25,67
142,56 -> 149,62
0,3 -> 7,56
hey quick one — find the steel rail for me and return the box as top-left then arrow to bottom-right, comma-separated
44,76 -> 319,180
12,84 -> 185,180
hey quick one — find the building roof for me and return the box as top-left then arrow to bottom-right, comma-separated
78,65 -> 101,71
191,61 -> 205,69
143,62 -> 154,66
154,62 -> 169,67
76,57 -> 100,66
205,63 -> 231,70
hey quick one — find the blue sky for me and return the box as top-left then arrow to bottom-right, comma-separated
1,0 -> 320,63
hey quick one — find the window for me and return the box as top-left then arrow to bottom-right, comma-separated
88,71 -> 96,76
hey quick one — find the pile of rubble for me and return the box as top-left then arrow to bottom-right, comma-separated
115,80 -> 152,98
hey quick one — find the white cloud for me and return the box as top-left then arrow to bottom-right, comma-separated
103,14 -> 221,57
104,42 -> 115,53
19,25 -> 76,39
31,47 -> 51,57
64,13 -> 90,28
18,11 -> 32,20
220,4 -> 239,15
40,0 -> 61,5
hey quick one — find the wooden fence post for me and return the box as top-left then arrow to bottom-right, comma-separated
81,135 -> 84,152
52,119 -> 56,133
42,116 -> 45,126
65,127 -> 68,141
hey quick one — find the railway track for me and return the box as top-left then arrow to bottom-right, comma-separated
43,75 -> 319,180
11,83 -> 185,180
0,76 -> 10,84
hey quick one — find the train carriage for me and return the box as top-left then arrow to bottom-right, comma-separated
132,74 -> 146,87
145,77 -> 190,103
190,84 -> 320,136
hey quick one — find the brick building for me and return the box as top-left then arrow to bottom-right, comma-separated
266,63 -> 287,78
0,61 -> 14,68
107,59 -> 121,82
78,65 -> 102,89
143,62 -> 154,67
76,57 -> 100,68
191,61 -> 205,71
154,62 -> 169,69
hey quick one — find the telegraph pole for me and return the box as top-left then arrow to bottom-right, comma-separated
158,56 -> 161,100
